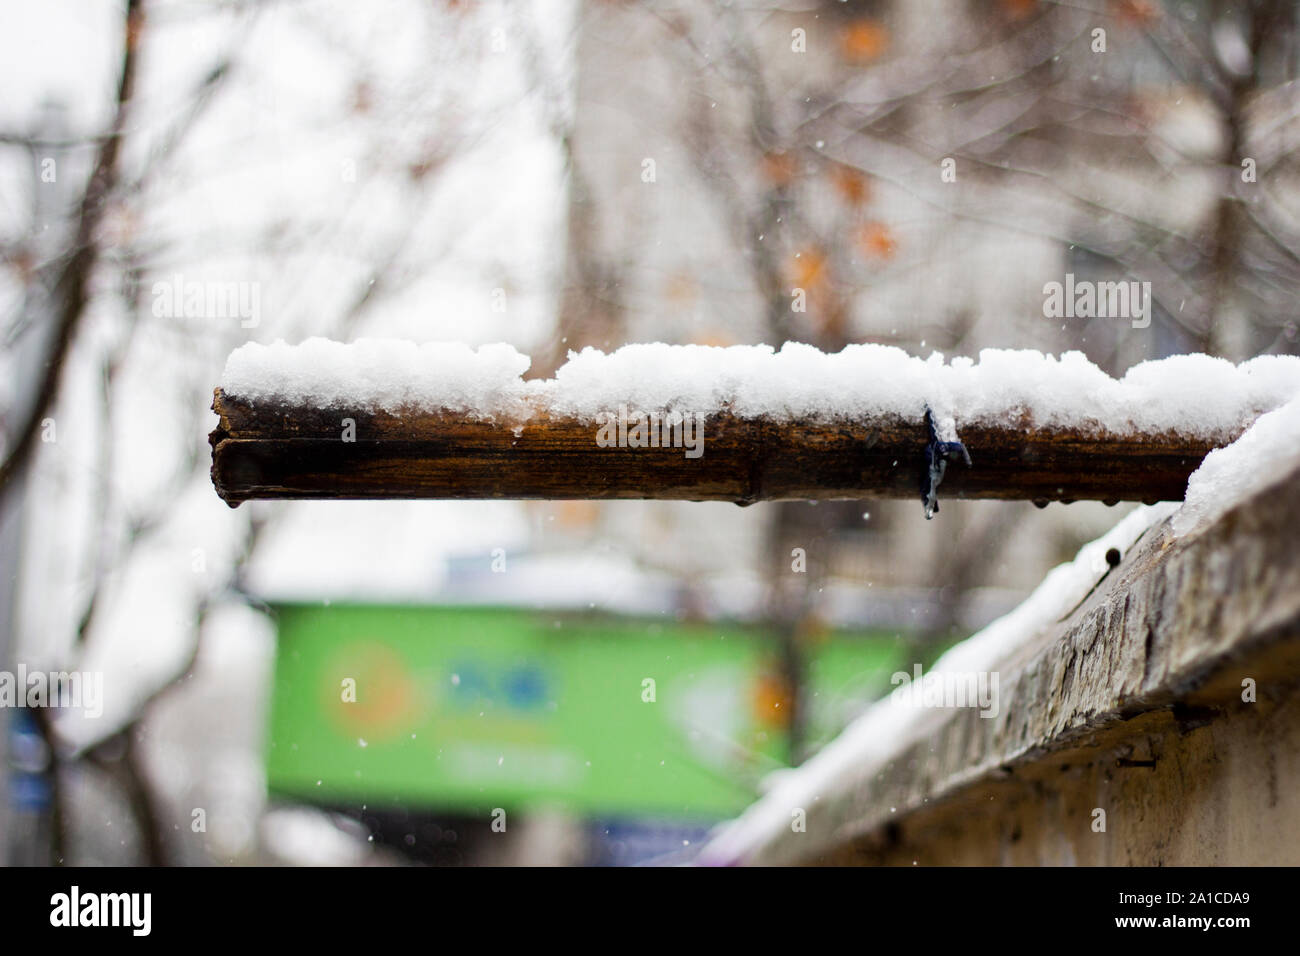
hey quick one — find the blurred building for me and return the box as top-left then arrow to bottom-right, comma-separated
528,0 -> 1300,649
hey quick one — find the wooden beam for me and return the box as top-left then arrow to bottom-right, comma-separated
209,388 -> 1230,508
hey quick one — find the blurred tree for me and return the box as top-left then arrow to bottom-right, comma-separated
0,0 -> 537,864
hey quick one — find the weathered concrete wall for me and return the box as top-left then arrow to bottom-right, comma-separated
721,457 -> 1300,866
827,690 -> 1300,865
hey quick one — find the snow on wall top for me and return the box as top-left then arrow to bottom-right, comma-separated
1174,394 -> 1300,536
219,338 -> 1300,438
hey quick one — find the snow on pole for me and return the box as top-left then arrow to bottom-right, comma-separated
209,338 -> 1300,508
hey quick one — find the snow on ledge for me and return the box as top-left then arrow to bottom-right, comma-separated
220,338 -> 1300,439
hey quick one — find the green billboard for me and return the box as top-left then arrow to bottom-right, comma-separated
267,604 -> 900,819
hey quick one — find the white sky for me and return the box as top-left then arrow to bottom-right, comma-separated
3,0 -> 576,739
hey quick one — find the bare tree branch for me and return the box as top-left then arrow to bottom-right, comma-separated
0,0 -> 144,493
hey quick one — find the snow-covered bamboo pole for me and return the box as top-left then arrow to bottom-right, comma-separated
208,340 -> 1300,509
211,388 -> 1223,507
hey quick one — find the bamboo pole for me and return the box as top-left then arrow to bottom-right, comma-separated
209,388 -> 1229,508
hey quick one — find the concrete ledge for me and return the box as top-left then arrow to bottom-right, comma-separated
704,460 -> 1300,866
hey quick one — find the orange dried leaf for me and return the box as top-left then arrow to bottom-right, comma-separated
830,163 -> 870,206
789,247 -> 829,288
857,222 -> 897,260
1112,0 -> 1160,27
761,151 -> 798,186
839,19 -> 890,63
999,0 -> 1038,20
752,672 -> 793,729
